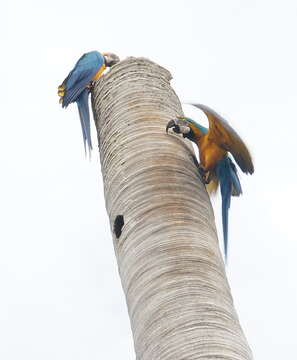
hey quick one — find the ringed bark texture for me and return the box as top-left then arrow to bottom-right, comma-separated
92,58 -> 253,360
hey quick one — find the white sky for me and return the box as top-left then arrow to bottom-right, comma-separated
1,0 -> 296,358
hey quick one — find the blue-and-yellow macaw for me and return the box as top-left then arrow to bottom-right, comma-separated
166,103 -> 254,259
58,51 -> 120,154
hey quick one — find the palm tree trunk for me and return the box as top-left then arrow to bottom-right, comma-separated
92,57 -> 253,360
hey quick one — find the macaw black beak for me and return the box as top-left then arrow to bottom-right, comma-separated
166,119 -> 179,133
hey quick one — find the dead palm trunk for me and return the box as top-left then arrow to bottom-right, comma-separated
92,58 -> 253,360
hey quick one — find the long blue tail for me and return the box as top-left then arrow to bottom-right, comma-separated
76,88 -> 92,155
216,156 -> 242,261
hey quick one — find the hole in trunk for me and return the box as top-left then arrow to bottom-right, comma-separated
114,215 -> 124,238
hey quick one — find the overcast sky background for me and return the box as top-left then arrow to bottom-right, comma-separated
1,0 -> 296,359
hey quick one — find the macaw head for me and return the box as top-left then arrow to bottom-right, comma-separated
103,53 -> 120,67
166,116 -> 207,142
166,116 -> 191,136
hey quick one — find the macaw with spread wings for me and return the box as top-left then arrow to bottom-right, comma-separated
166,104 -> 254,259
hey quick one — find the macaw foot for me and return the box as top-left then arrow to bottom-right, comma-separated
86,81 -> 95,90
198,167 -> 211,184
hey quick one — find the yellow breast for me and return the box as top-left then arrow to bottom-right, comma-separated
93,64 -> 106,80
199,135 -> 226,171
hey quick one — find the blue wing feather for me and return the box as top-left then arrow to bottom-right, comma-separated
229,159 -> 242,196
216,156 -> 242,260
61,51 -> 104,107
62,71 -> 94,107
77,88 -> 92,155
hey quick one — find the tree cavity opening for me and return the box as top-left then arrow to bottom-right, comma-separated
114,215 -> 124,238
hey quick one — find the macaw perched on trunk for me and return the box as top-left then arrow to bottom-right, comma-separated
166,104 -> 254,260
58,51 -> 120,154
